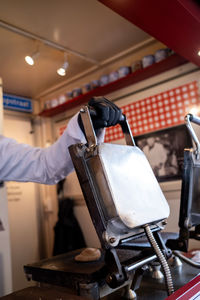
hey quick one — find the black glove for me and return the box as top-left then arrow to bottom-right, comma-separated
88,97 -> 123,129
78,97 -> 123,133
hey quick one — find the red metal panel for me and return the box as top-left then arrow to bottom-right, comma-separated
99,0 -> 200,67
166,274 -> 200,299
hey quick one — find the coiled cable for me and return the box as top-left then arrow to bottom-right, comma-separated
144,225 -> 174,296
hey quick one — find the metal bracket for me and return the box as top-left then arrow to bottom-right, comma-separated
105,248 -> 127,289
80,106 -> 97,149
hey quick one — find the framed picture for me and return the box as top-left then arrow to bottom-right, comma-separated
134,125 -> 193,182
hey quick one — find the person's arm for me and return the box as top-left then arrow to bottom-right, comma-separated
0,113 -> 104,184
0,97 -> 122,185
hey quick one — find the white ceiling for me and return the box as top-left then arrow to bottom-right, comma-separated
0,0 -> 150,99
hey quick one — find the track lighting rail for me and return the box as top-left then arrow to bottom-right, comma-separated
0,19 -> 99,65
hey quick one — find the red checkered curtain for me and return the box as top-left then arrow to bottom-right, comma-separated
104,81 -> 199,143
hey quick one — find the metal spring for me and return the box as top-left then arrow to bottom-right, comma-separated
144,225 -> 174,296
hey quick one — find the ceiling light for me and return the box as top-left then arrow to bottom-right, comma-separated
198,50 -> 200,56
25,55 -> 34,65
25,51 -> 40,66
57,53 -> 69,76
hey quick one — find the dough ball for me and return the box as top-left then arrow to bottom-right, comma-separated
75,248 -> 101,262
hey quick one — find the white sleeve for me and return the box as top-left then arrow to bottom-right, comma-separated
0,113 -> 105,184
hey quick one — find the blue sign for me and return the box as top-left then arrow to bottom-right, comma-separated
3,94 -> 32,113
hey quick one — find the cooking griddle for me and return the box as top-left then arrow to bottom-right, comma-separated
24,248 -> 156,299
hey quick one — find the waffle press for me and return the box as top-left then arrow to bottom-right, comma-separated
167,114 -> 200,257
24,106 -> 174,299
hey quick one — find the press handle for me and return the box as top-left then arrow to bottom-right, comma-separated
89,106 -> 125,123
188,114 -> 200,126
185,114 -> 200,157
80,106 -> 97,148
80,105 -> 135,148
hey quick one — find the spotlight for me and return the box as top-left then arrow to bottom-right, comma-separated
57,53 -> 69,76
25,51 -> 40,66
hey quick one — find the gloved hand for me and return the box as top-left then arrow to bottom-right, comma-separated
78,97 -> 123,133
88,97 -> 123,129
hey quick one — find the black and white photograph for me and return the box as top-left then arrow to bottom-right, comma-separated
135,125 -> 193,182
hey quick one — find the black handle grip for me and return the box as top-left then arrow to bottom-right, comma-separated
188,114 -> 200,126
0,181 -> 4,188
86,105 -> 134,146
88,106 -> 125,124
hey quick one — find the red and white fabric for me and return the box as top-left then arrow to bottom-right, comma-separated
104,81 -> 199,143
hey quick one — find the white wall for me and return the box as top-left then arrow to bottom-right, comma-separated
3,112 -> 41,292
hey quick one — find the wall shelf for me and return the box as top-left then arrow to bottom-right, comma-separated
39,54 -> 188,117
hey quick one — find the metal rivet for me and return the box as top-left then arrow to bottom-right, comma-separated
109,237 -> 116,244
